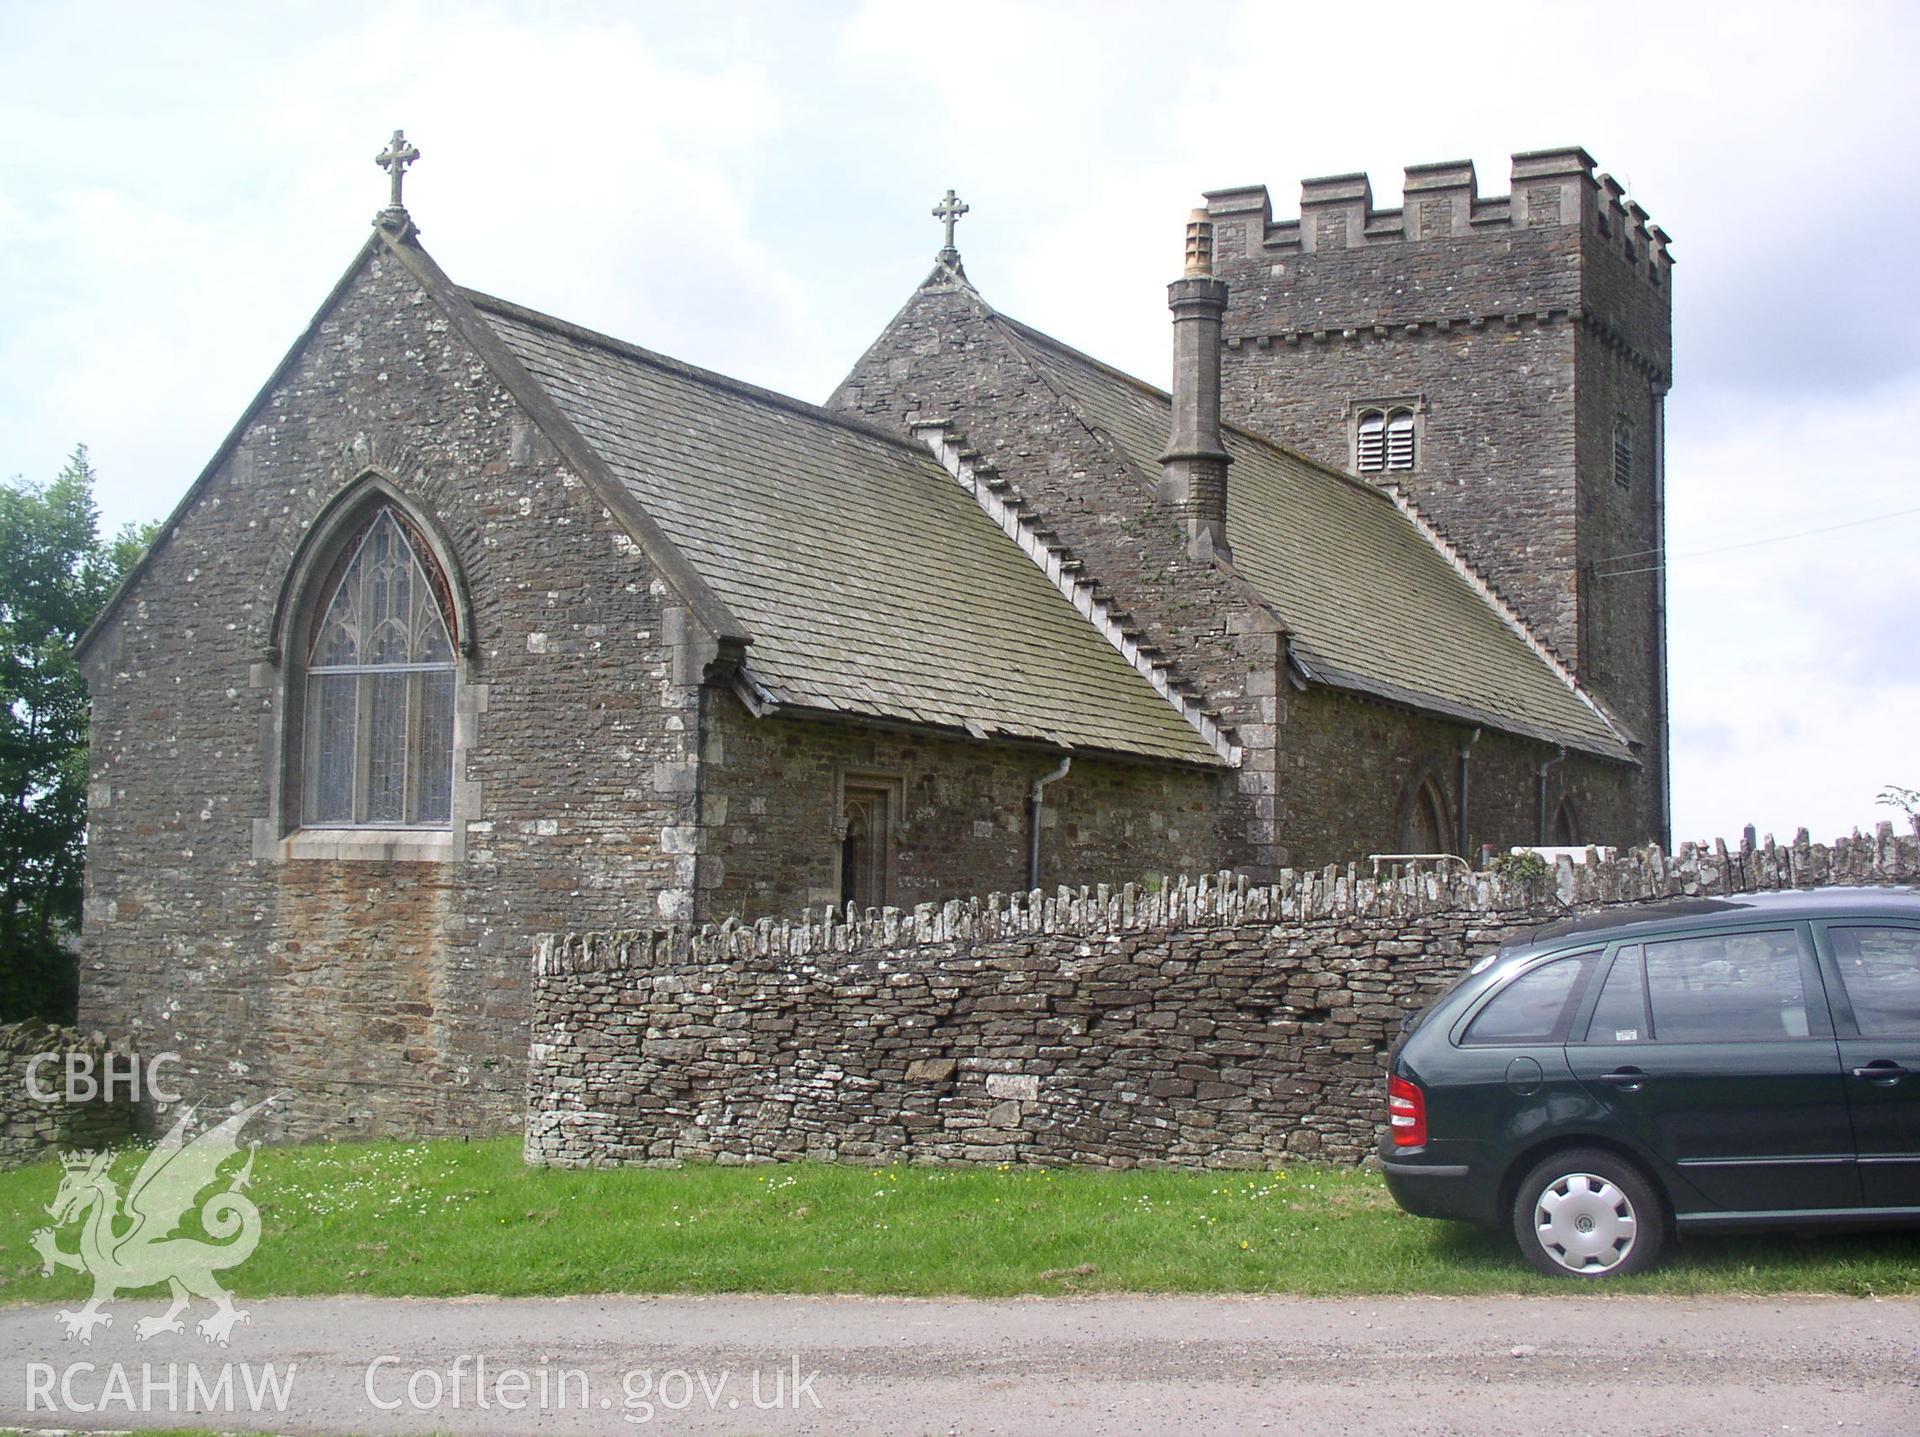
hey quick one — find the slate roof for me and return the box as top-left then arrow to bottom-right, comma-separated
469,293 -> 1221,767
996,317 -> 1634,761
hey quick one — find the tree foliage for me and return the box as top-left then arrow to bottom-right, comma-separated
0,448 -> 153,1022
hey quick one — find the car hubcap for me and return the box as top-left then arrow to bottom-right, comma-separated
1533,1172 -> 1636,1273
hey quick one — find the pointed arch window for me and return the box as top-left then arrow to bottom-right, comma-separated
1402,775 -> 1452,855
1552,797 -> 1579,847
302,507 -> 457,828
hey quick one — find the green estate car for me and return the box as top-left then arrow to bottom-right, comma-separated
1380,887 -> 1920,1278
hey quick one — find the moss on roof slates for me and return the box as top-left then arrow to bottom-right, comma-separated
482,305 -> 1218,767
1008,326 -> 1628,760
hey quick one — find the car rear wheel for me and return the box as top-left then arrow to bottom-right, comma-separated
1512,1148 -> 1666,1279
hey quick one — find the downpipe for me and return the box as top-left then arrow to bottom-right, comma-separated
1456,727 -> 1481,860
1536,745 -> 1568,845
1027,754 -> 1073,890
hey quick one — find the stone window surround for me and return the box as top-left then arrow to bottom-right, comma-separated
252,469 -> 485,865
1551,794 -> 1582,846
830,766 -> 903,910
1612,416 -> 1635,488
1346,395 -> 1427,477
1394,763 -> 1456,856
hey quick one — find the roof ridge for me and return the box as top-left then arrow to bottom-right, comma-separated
994,313 -> 1404,511
824,260 -> 986,413
1388,485 -> 1573,663
988,314 -> 1157,491
460,288 -> 939,462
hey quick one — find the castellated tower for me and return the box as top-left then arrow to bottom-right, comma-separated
1205,148 -> 1671,842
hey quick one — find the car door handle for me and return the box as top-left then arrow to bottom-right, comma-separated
1598,1067 -> 1648,1091
1850,1060 -> 1911,1085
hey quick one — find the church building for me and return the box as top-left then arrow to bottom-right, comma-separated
74,137 -> 1669,1136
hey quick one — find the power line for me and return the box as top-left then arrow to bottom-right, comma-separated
1594,501 -> 1920,570
1592,503 -> 1920,580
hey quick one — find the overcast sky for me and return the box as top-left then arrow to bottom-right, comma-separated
2,0 -> 1914,847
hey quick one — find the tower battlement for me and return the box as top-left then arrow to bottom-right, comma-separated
1206,148 -> 1670,284
1205,146 -> 1672,849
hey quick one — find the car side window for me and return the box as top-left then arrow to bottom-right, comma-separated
1462,952 -> 1599,1046
1827,925 -> 1920,1037
1644,928 -> 1809,1042
1584,945 -> 1648,1043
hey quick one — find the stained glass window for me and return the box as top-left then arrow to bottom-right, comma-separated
302,509 -> 457,828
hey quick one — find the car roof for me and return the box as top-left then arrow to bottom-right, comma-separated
1507,885 -> 1920,955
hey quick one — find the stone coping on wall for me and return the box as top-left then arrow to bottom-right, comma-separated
537,825 -> 1919,974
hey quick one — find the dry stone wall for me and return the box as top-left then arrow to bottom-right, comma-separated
526,827 -> 1919,1169
0,1023 -> 135,1169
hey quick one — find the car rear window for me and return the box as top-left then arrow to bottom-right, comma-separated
1644,928 -> 1809,1042
1827,925 -> 1920,1036
1462,952 -> 1599,1046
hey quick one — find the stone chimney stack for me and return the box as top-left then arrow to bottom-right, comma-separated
1161,209 -> 1232,561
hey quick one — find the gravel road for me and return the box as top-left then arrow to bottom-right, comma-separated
2,1294 -> 1916,1435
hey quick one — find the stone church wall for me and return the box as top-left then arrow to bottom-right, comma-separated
830,245 -> 1659,872
1572,321 -> 1665,754
1206,164 -> 1673,672
1221,320 -> 1582,653
78,250 -> 706,1141
75,246 -> 1252,1145
525,828 -> 1917,1169
697,689 -> 1237,920
1276,686 -> 1647,868
1206,157 -> 1671,846
831,279 -> 1284,877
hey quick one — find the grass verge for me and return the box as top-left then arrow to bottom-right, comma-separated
4,1136 -> 1917,1301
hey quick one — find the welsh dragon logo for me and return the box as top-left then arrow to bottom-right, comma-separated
32,1095 -> 279,1346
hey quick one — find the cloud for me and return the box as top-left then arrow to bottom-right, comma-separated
1665,377 -> 1920,840
0,3 -> 818,522
2,0 -> 1915,849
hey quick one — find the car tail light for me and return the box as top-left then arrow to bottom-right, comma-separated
1388,1074 -> 1428,1147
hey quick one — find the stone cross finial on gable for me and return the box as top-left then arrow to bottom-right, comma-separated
933,188 -> 969,262
375,129 -> 421,224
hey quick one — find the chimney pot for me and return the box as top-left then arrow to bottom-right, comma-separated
1184,208 -> 1214,277
1161,209 -> 1232,562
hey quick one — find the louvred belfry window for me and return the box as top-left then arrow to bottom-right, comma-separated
1356,411 -> 1386,472
1385,410 -> 1415,471
303,508 -> 457,828
1356,406 -> 1417,474
1613,420 -> 1634,487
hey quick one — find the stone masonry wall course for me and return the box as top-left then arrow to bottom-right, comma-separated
527,827 -> 1916,1169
